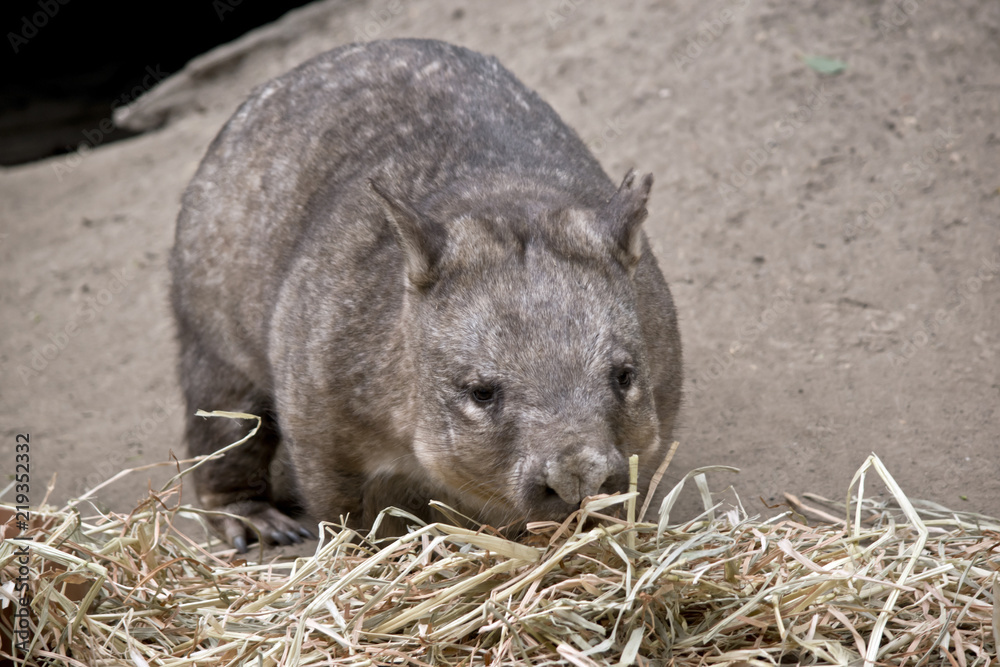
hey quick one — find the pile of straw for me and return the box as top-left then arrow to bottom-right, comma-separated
2,413 -> 997,666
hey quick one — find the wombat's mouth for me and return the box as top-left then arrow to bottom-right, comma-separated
436,482 -> 561,529
526,487 -> 587,522
475,483 -> 626,528
424,458 -> 629,528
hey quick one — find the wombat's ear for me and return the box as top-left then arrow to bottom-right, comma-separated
600,169 -> 653,271
369,177 -> 446,290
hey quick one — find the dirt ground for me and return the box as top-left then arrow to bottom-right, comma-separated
2,0 -> 998,539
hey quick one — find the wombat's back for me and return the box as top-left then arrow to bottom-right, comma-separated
171,39 -> 616,385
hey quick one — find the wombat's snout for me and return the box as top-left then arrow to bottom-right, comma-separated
530,453 -> 629,517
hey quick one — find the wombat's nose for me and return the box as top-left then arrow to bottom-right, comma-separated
543,471 -> 608,507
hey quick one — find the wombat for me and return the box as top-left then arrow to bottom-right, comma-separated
170,39 -> 682,551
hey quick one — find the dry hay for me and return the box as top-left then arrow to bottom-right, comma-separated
1,412 -> 998,666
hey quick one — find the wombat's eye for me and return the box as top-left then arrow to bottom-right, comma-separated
615,368 -> 634,389
471,385 -> 496,403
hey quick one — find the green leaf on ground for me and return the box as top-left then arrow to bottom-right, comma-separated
803,55 -> 847,75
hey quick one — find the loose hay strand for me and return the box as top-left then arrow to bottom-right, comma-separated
638,440 -> 679,523
2,424 -> 998,666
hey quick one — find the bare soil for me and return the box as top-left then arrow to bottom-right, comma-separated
2,0 -> 998,537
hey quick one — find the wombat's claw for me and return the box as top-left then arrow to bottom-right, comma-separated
214,501 -> 313,552
269,529 -> 306,546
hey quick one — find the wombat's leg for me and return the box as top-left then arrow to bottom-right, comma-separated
178,337 -> 312,552
285,440 -> 366,531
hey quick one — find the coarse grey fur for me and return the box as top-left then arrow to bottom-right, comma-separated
170,39 -> 682,550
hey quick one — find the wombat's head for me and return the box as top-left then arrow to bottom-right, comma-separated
371,171 -> 662,527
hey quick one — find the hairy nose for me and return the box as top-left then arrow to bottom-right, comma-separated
542,455 -> 618,506
543,472 -> 605,506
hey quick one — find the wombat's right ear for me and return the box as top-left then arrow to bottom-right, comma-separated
600,169 -> 653,271
369,177 -> 446,289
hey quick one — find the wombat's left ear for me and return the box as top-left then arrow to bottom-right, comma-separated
601,169 -> 653,270
369,176 -> 446,290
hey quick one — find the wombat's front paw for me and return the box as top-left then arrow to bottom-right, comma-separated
206,500 -> 314,553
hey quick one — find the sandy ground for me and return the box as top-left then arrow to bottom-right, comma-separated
2,0 -> 998,541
